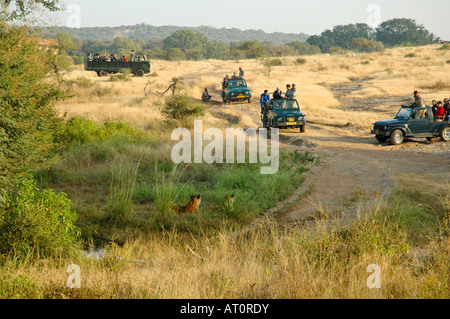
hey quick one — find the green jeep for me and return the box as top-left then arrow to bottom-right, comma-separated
371,106 -> 450,145
261,99 -> 307,133
221,77 -> 252,104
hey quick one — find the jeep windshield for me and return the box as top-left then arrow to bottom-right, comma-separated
227,80 -> 247,88
395,107 -> 413,120
272,100 -> 300,111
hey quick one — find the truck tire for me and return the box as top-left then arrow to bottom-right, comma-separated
376,135 -> 388,143
136,69 -> 145,77
248,97 -> 252,103
300,125 -> 306,133
440,127 -> 450,142
390,129 -> 404,145
100,70 -> 108,77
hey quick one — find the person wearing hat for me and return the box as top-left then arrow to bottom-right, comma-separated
410,90 -> 425,109
273,87 -> 283,100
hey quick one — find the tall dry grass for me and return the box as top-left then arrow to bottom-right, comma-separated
2,192 -> 448,299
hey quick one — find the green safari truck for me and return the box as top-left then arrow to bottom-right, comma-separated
84,56 -> 151,77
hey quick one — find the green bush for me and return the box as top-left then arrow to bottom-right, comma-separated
0,275 -> 42,299
295,58 -> 307,65
439,43 -> 450,51
159,93 -> 206,120
0,176 -> 81,261
53,117 -> 142,148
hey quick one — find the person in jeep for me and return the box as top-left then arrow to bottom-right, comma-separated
410,90 -> 425,108
260,90 -> 271,113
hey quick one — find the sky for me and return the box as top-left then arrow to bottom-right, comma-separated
54,0 -> 450,40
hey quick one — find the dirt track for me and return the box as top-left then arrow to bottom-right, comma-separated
206,78 -> 450,229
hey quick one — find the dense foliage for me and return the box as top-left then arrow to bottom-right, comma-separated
307,19 -> 439,53
0,23 -> 68,190
0,176 -> 81,261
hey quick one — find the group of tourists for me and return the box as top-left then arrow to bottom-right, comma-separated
431,98 -> 450,120
260,83 -> 298,113
86,50 -> 144,63
410,91 -> 450,120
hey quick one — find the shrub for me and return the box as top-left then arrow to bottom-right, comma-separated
295,58 -> 307,65
158,93 -> 206,120
53,118 -> 141,148
109,69 -> 132,82
405,53 -> 417,58
439,43 -> 450,51
0,275 -> 42,299
0,176 -> 81,261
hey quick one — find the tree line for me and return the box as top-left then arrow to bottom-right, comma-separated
52,18 -> 440,64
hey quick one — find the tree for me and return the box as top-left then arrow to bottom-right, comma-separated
307,35 -> 336,53
166,48 -> 186,61
375,18 -> 439,46
238,40 -> 267,59
287,41 -> 322,55
205,40 -> 229,60
307,23 -> 375,53
1,0 -> 61,22
163,30 -> 209,59
0,23 -> 67,190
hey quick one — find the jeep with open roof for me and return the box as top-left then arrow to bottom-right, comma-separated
371,106 -> 450,145
261,99 -> 307,134
221,76 -> 252,104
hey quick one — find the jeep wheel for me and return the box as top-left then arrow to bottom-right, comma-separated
100,70 -> 109,77
390,129 -> 404,145
135,69 -> 145,77
248,97 -> 252,103
440,127 -> 450,142
376,135 -> 388,143
299,125 -> 306,133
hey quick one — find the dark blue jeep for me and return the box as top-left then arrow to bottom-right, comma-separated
261,99 -> 307,133
221,77 -> 252,104
371,106 -> 450,145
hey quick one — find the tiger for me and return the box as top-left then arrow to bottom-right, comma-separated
173,194 -> 202,215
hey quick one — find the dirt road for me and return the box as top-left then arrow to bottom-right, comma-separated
206,78 -> 450,229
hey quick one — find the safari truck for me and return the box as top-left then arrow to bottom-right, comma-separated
261,99 -> 307,133
84,56 -> 151,77
371,106 -> 450,145
221,76 -> 252,104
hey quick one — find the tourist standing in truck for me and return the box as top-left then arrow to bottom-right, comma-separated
239,67 -> 245,78
410,91 -> 425,108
